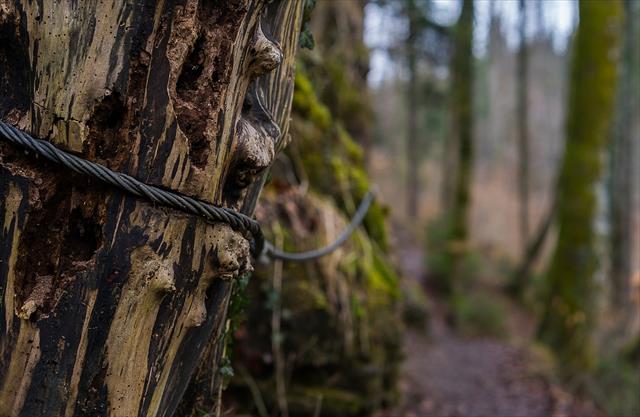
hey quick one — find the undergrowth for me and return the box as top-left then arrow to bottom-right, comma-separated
452,291 -> 508,338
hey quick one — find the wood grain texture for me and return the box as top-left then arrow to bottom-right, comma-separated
0,1 -> 303,416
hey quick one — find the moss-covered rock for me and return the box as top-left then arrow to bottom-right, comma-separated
225,3 -> 402,413
228,188 -> 402,416
289,70 -> 389,250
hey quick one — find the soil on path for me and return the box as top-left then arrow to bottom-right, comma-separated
389,225 -> 603,417
397,314 -> 602,417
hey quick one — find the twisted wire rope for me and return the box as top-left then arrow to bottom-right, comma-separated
0,120 -> 373,262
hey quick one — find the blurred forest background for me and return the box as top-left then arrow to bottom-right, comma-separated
223,1 -> 639,416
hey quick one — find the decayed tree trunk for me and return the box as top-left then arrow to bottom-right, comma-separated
0,1 -> 303,416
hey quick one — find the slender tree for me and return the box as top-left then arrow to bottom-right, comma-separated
398,0 -> 448,219
534,0 -> 545,38
447,0 -> 474,293
406,0 -> 420,218
510,0 -> 531,295
538,0 -> 622,371
0,1 -> 303,416
517,0 -> 530,257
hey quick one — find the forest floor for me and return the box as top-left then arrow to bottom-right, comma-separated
387,225 -> 604,417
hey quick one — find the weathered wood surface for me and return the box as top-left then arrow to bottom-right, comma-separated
0,1 -> 303,416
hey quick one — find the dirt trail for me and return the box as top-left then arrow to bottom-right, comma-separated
401,330 -> 551,417
390,226 -> 603,417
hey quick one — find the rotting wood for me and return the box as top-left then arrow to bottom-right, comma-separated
0,1 -> 304,416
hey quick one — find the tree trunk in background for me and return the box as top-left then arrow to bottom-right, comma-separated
509,200 -> 556,296
406,0 -> 419,219
517,0 -> 529,258
440,114 -> 457,215
510,0 -> 530,295
538,0 -> 622,372
534,0 -> 544,38
0,1 -> 302,416
609,0 -> 640,337
308,0 -> 373,166
447,0 -> 474,292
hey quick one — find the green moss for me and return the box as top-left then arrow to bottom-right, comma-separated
230,188 -> 401,416
336,124 -> 364,163
321,57 -> 371,132
291,67 -> 389,250
293,72 -> 332,130
355,242 -> 398,299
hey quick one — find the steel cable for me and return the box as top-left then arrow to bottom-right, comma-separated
0,120 -> 373,262
262,190 -> 374,261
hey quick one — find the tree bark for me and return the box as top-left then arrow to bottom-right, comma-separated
0,1 -> 303,416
